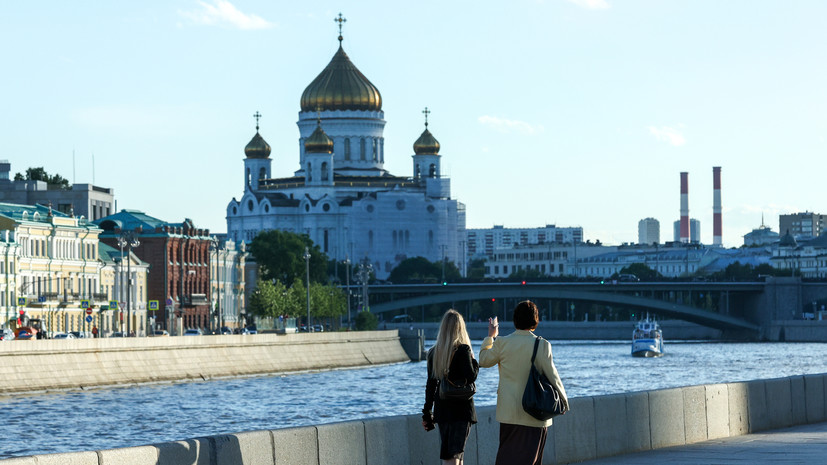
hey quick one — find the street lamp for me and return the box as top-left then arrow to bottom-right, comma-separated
303,246 -> 311,330
117,230 -> 140,336
344,256 -> 351,329
210,237 -> 222,333
358,257 -> 373,314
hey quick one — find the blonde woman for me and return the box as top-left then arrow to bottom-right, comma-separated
422,309 -> 479,465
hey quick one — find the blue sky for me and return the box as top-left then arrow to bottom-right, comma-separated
1,1 -> 825,248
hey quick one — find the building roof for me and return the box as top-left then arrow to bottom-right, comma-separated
300,43 -> 382,112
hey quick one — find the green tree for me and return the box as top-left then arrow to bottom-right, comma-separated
508,267 -> 545,280
248,279 -> 278,318
309,282 -> 346,319
388,256 -> 461,284
467,258 -> 487,280
14,167 -> 70,189
249,230 -> 328,286
617,263 -> 661,281
354,311 -> 378,330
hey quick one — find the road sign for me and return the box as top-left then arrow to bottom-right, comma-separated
165,298 -> 173,306
85,308 -> 93,315
109,300 -> 118,309
101,305 -> 109,311
85,315 -> 93,323
148,300 -> 159,311
38,296 -> 46,303
81,300 -> 90,308
17,297 -> 26,306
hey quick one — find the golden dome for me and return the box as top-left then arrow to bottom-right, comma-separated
300,45 -> 382,112
413,126 -> 440,155
245,131 -> 271,159
304,120 -> 334,153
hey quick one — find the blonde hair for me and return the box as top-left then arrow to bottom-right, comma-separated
430,309 -> 472,378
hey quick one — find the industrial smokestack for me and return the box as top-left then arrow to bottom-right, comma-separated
680,172 -> 689,243
713,166 -> 722,246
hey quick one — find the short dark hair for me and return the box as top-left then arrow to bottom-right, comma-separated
513,300 -> 539,330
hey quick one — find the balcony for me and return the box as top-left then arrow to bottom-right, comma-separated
93,293 -> 109,303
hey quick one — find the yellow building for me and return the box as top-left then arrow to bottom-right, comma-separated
209,237 -> 245,330
0,230 -> 21,327
0,203 -> 102,335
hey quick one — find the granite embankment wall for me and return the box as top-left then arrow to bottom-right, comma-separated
6,373 -> 826,464
0,331 -> 409,394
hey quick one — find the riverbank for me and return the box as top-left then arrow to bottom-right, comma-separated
6,373 -> 825,464
0,331 -> 409,395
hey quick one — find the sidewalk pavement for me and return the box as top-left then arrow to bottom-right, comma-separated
576,421 -> 827,464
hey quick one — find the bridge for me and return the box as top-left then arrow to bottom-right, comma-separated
367,281 -> 781,332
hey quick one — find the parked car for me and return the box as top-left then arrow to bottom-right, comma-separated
183,328 -> 203,336
151,330 -> 170,337
312,325 -> 324,333
241,327 -> 257,335
69,331 -> 87,339
220,327 -> 233,335
0,329 -> 15,341
109,332 -> 126,338
52,333 -> 76,339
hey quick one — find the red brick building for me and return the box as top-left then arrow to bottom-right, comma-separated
96,210 -> 213,332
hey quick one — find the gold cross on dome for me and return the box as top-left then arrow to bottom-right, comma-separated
422,107 -> 431,127
253,111 -> 262,131
335,13 -> 346,42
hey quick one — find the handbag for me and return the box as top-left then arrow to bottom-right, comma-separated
522,337 -> 566,420
438,347 -> 476,401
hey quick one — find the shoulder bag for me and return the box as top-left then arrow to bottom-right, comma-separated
522,336 -> 566,420
438,346 -> 476,401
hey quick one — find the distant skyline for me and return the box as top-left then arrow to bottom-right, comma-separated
1,1 -> 825,248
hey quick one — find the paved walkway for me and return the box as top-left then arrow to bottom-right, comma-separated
577,421 -> 827,464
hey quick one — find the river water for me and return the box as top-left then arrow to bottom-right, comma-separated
2,340 -> 827,458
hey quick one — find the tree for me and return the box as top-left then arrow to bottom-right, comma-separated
467,258 -> 487,280
14,167 -> 70,190
617,263 -> 661,281
249,230 -> 328,286
508,267 -> 545,280
248,279 -> 279,318
388,256 -> 461,284
355,311 -> 378,330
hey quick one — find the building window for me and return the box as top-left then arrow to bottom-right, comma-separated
372,139 -> 378,161
259,167 -> 266,179
344,138 -> 351,160
307,163 -> 312,181
368,230 -> 374,248
360,138 -> 366,160
321,162 -> 329,181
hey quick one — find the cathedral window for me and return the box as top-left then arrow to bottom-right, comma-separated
415,164 -> 420,179
429,230 -> 434,245
247,200 -> 254,212
392,230 -> 397,248
307,163 -> 312,181
380,138 -> 384,163
372,139 -> 378,161
259,168 -> 266,179
246,168 -> 251,186
368,230 -> 373,248
344,138 -> 351,160
429,164 -> 437,177
360,138 -> 366,160
321,162 -> 329,181
405,230 -> 410,248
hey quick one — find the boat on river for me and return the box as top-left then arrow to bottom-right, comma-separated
631,317 -> 663,357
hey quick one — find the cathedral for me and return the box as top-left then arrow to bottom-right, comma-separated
226,22 -> 465,279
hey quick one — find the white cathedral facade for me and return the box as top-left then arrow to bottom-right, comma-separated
226,32 -> 465,279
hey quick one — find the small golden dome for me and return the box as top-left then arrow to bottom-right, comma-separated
413,127 -> 440,155
245,131 -> 271,159
304,120 -> 334,154
300,45 -> 382,112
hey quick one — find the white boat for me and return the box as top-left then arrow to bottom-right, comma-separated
631,317 -> 663,357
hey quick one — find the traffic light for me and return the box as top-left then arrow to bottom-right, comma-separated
491,298 -> 496,302
521,281 -> 526,285
442,281 -> 447,286
600,279 -> 605,284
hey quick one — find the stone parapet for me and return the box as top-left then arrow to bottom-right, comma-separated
0,331 -> 409,394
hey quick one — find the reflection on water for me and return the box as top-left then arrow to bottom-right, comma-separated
2,340 -> 827,458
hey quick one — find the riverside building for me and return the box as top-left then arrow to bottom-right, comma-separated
226,20 -> 465,279
466,224 -> 583,259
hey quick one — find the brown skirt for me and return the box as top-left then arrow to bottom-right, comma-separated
495,422 -> 548,465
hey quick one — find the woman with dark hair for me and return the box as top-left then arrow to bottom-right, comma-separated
479,300 -> 569,465
422,309 -> 479,465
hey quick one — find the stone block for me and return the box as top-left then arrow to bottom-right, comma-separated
648,388 -> 685,449
764,377 -> 793,430
364,415 -> 409,465
625,391 -> 651,453
593,393 -> 628,458
727,382 -> 750,436
272,426 -> 317,465
474,405 -> 499,465
214,430 -> 274,465
99,445 -> 159,464
704,384 -> 729,439
790,376 -> 807,426
317,421 -> 366,465
804,374 -> 825,423
406,412 -> 441,465
554,396 -> 596,464
0,457 -> 36,464
682,385 -> 707,444
25,452 -> 98,465
464,422 -> 480,465
746,379 -> 769,432
155,438 -> 211,465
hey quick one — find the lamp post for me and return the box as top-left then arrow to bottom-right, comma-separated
117,230 -> 140,336
303,246 -> 311,330
358,257 -> 373,314
344,256 -> 351,329
210,237 -> 221,333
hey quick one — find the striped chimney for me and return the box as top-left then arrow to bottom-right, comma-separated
713,166 -> 722,246
680,172 -> 689,243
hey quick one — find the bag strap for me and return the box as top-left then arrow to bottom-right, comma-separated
530,336 -> 543,364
